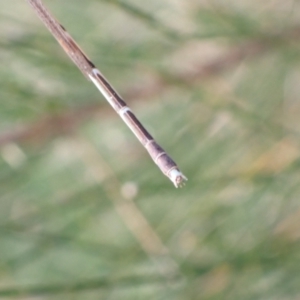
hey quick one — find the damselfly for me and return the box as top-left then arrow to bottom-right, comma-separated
25,0 -> 187,187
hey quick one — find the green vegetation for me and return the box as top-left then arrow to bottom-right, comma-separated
1,0 -> 300,299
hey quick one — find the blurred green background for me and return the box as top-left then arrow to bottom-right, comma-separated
1,0 -> 300,299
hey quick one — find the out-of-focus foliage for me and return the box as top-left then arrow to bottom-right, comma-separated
1,0 -> 300,299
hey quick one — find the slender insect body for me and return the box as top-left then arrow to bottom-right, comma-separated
26,0 -> 187,187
